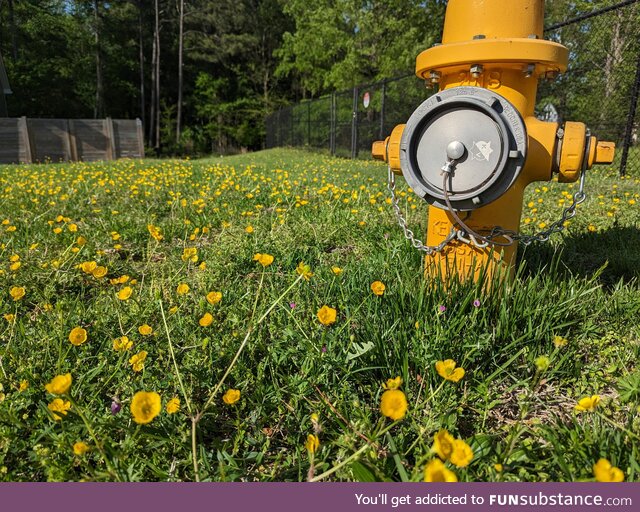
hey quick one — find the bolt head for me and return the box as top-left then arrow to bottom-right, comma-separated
446,140 -> 466,160
470,64 -> 483,78
429,71 -> 441,84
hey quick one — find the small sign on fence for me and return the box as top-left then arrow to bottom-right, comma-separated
363,91 -> 370,109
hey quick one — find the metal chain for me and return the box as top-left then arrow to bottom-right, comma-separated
387,153 -> 589,251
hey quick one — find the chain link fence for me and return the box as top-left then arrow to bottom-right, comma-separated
265,0 -> 640,176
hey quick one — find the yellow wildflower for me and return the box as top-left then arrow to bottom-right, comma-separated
245,225 -> 254,234
129,351 -> 148,372
575,395 -> 600,412
19,380 -> 29,392
253,253 -> 274,267
9,286 -> 25,301
68,327 -> 88,346
383,376 -> 402,390
296,262 -> 313,280
73,442 -> 89,456
138,324 -> 153,336
130,391 -> 162,424
206,291 -> 222,305
370,281 -> 386,296
182,247 -> 198,263
166,397 -> 181,414
199,313 -> 213,327
117,286 -> 133,300
593,458 -> 624,482
305,434 -> 320,453
10,261 -> 20,271
45,373 -> 72,395
380,389 -> 408,421
4,313 -> 15,323
176,283 -> 190,295
80,261 -> 97,273
147,224 -> 163,241
223,389 -> 241,405
449,439 -> 474,467
317,305 -> 337,326
432,430 -> 455,460
331,266 -> 343,275
113,336 -> 133,351
48,398 -> 71,421
92,266 -> 108,279
553,335 -> 568,348
435,359 -> 465,382
423,459 -> 457,482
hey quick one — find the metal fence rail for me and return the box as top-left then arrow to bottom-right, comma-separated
265,0 -> 640,176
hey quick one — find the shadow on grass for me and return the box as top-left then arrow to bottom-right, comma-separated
521,226 -> 640,286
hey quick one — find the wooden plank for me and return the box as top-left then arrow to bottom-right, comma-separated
20,116 -> 33,163
68,119 -> 78,161
105,117 -> 116,160
136,118 -> 145,158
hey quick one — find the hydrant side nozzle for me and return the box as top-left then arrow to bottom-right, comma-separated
372,139 -> 388,161
593,140 -> 615,165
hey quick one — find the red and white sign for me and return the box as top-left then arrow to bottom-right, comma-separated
363,91 -> 370,108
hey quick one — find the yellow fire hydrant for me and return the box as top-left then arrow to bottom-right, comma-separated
373,0 -> 615,283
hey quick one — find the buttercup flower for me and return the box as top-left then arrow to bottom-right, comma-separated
380,389 -> 408,421
383,376 -> 402,390
553,335 -> 568,348
331,266 -> 343,275
68,327 -> 88,346
73,442 -> 89,456
19,380 -> 29,392
80,261 -> 97,273
176,283 -> 190,295
206,291 -> 222,305
370,281 -> 385,296
305,434 -> 320,453
113,336 -> 133,351
199,313 -> 213,327
253,253 -> 274,267
423,459 -> 457,482
182,247 -> 198,262
147,224 -> 163,241
138,324 -> 153,336
296,262 -> 313,280
45,373 -> 72,395
166,397 -> 181,414
317,305 -> 337,326
432,430 -> 455,461
130,391 -> 161,424
48,398 -> 71,420
117,286 -> 133,300
593,458 -> 624,482
129,351 -> 148,372
435,359 -> 465,382
449,439 -> 474,468
575,395 -> 600,412
223,389 -> 241,405
91,266 -> 108,279
9,286 -> 25,301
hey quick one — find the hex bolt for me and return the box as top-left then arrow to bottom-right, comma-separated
429,70 -> 442,84
523,63 -> 536,78
470,64 -> 484,78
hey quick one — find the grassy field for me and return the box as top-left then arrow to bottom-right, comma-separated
0,148 -> 639,482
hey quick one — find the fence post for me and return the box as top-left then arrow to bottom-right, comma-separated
19,116 -> 33,164
330,94 -> 336,155
380,81 -> 386,140
351,87 -> 359,159
67,120 -> 78,161
307,101 -> 311,146
620,48 -> 640,176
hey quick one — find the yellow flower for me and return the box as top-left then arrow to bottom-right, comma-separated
593,458 -> 624,482
206,291 -> 222,305
68,327 -> 88,346
383,376 -> 402,390
129,351 -> 148,372
331,266 -> 343,275
9,254 -> 19,262
432,429 -> 455,460
117,286 -> 133,300
147,224 -> 163,241
423,459 -> 457,482
166,397 -> 181,414
110,275 -> 129,285
45,373 -> 72,395
19,380 -> 29,392
553,335 -> 568,348
73,442 -> 89,456
253,253 -> 274,267
4,313 -> 15,323
76,236 -> 87,246
199,312 -> 213,327
296,261 -> 313,280
380,389 -> 408,421
113,335 -> 133,351
575,395 -> 600,412
182,247 -> 198,262
48,398 -> 71,421
435,359 -> 465,382
176,283 -> 190,295
245,225 -> 254,234
449,439 -> 474,468
68,223 -> 78,233
494,463 -> 503,472
10,261 -> 20,271
317,305 -> 337,326
223,389 -> 241,405
138,324 -> 153,336
305,434 -> 320,453
80,261 -> 97,274
130,391 -> 162,424
9,286 -> 25,301
91,266 -> 108,279
370,281 -> 385,296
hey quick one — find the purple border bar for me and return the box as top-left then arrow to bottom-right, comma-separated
1,482 -> 638,512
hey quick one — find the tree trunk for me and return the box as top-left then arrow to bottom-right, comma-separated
137,0 -> 145,134
176,0 -> 184,143
149,30 -> 156,145
94,0 -> 104,118
7,0 -> 18,60
154,0 -> 161,150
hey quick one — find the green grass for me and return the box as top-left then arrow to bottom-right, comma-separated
0,148 -> 638,482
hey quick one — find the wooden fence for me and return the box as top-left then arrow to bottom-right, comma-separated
0,117 -> 144,164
